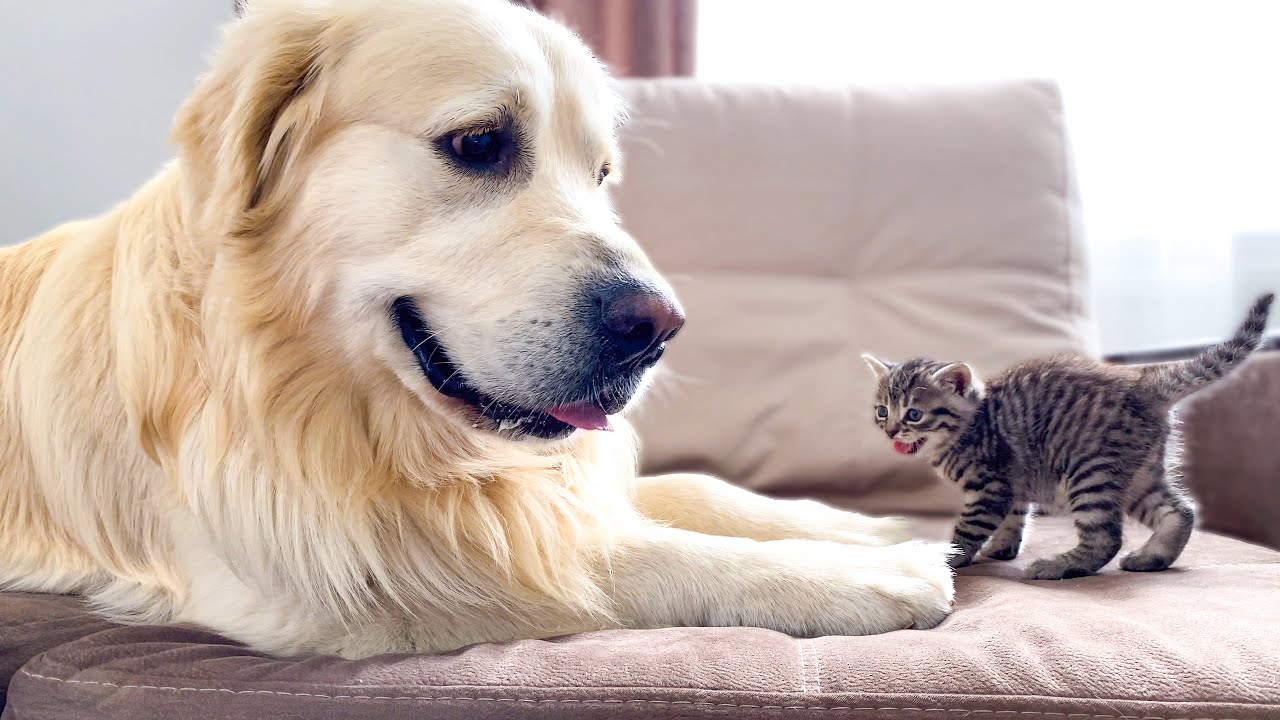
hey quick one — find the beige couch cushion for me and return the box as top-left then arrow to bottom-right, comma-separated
9,519 -> 1279,719
615,80 -> 1095,513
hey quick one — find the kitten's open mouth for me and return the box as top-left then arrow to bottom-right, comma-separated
893,438 -> 926,455
391,297 -> 612,439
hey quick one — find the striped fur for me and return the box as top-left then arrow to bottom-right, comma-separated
862,292 -> 1273,580
1139,293 -> 1274,402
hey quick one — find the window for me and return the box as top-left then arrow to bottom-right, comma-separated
698,0 -> 1280,354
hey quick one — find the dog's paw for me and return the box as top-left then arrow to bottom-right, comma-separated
749,540 -> 955,637
845,541 -> 956,632
781,500 -> 918,547
859,515 -> 916,545
890,541 -> 958,628
822,511 -> 915,547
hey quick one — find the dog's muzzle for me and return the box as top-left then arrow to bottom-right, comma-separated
392,281 -> 684,440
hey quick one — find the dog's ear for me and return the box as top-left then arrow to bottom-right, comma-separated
173,6 -> 333,239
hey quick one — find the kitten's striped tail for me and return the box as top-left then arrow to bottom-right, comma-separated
1139,292 -> 1274,404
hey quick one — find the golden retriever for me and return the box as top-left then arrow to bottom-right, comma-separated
0,0 -> 954,657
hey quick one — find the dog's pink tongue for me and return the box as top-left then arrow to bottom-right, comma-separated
893,440 -> 915,455
546,402 -> 613,431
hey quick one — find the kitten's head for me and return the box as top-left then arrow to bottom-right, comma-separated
861,354 -> 984,457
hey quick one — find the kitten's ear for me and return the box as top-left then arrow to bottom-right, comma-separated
861,353 -> 892,382
932,362 -> 983,396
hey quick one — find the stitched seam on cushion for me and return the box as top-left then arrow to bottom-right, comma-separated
797,639 -> 809,693
19,669 -> 1276,718
809,638 -> 822,694
0,616 -> 108,632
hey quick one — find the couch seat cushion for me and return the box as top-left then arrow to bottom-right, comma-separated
5,518 -> 1279,719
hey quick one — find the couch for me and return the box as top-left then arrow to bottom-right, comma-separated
3,80 -> 1278,719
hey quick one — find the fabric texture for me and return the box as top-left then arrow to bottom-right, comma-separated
5,518 -> 1279,719
0,594 -> 115,710
614,79 -> 1095,514
514,0 -> 696,77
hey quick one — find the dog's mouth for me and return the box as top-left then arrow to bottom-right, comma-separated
391,297 -> 611,440
893,437 -> 926,455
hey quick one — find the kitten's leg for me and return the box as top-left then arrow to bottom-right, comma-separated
1025,471 -> 1125,580
982,501 -> 1032,561
1121,452 -> 1195,572
949,472 -> 1013,568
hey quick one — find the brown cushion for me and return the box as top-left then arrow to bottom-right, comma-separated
0,593 -> 115,710
6,517 -> 1279,719
1181,351 -> 1280,549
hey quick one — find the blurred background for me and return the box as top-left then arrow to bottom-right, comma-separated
695,0 -> 1280,355
2,0 -> 1277,356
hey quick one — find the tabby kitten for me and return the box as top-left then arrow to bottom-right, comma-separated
862,293 -> 1274,580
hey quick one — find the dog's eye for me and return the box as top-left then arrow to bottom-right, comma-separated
875,405 -> 888,419
444,128 -> 512,170
905,408 -> 924,422
597,164 -> 611,185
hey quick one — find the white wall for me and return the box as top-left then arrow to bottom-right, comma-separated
1,1 -> 234,244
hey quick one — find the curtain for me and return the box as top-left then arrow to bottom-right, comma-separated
236,1 -> 696,78
515,0 -> 697,77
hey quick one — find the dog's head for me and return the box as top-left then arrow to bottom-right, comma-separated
175,0 -> 682,442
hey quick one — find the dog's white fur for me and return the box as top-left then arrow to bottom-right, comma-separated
0,0 -> 954,657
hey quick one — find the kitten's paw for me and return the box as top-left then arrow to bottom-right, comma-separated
1024,556 -> 1094,581
947,551 -> 973,569
982,541 -> 1021,561
1120,551 -> 1173,573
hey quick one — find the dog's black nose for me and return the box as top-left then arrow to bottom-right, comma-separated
598,285 -> 685,365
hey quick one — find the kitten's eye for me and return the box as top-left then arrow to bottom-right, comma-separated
876,405 -> 889,419
444,128 -> 512,170
597,164 -> 611,185
905,408 -> 924,422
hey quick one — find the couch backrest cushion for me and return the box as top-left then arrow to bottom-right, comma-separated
614,80 -> 1095,512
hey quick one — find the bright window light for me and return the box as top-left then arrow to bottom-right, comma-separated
698,0 -> 1280,353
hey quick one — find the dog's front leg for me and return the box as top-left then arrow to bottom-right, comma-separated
631,473 -> 914,546
600,524 -> 954,636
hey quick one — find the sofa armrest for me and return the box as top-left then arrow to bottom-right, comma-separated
1150,350 -> 1280,549
1103,334 -> 1280,364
